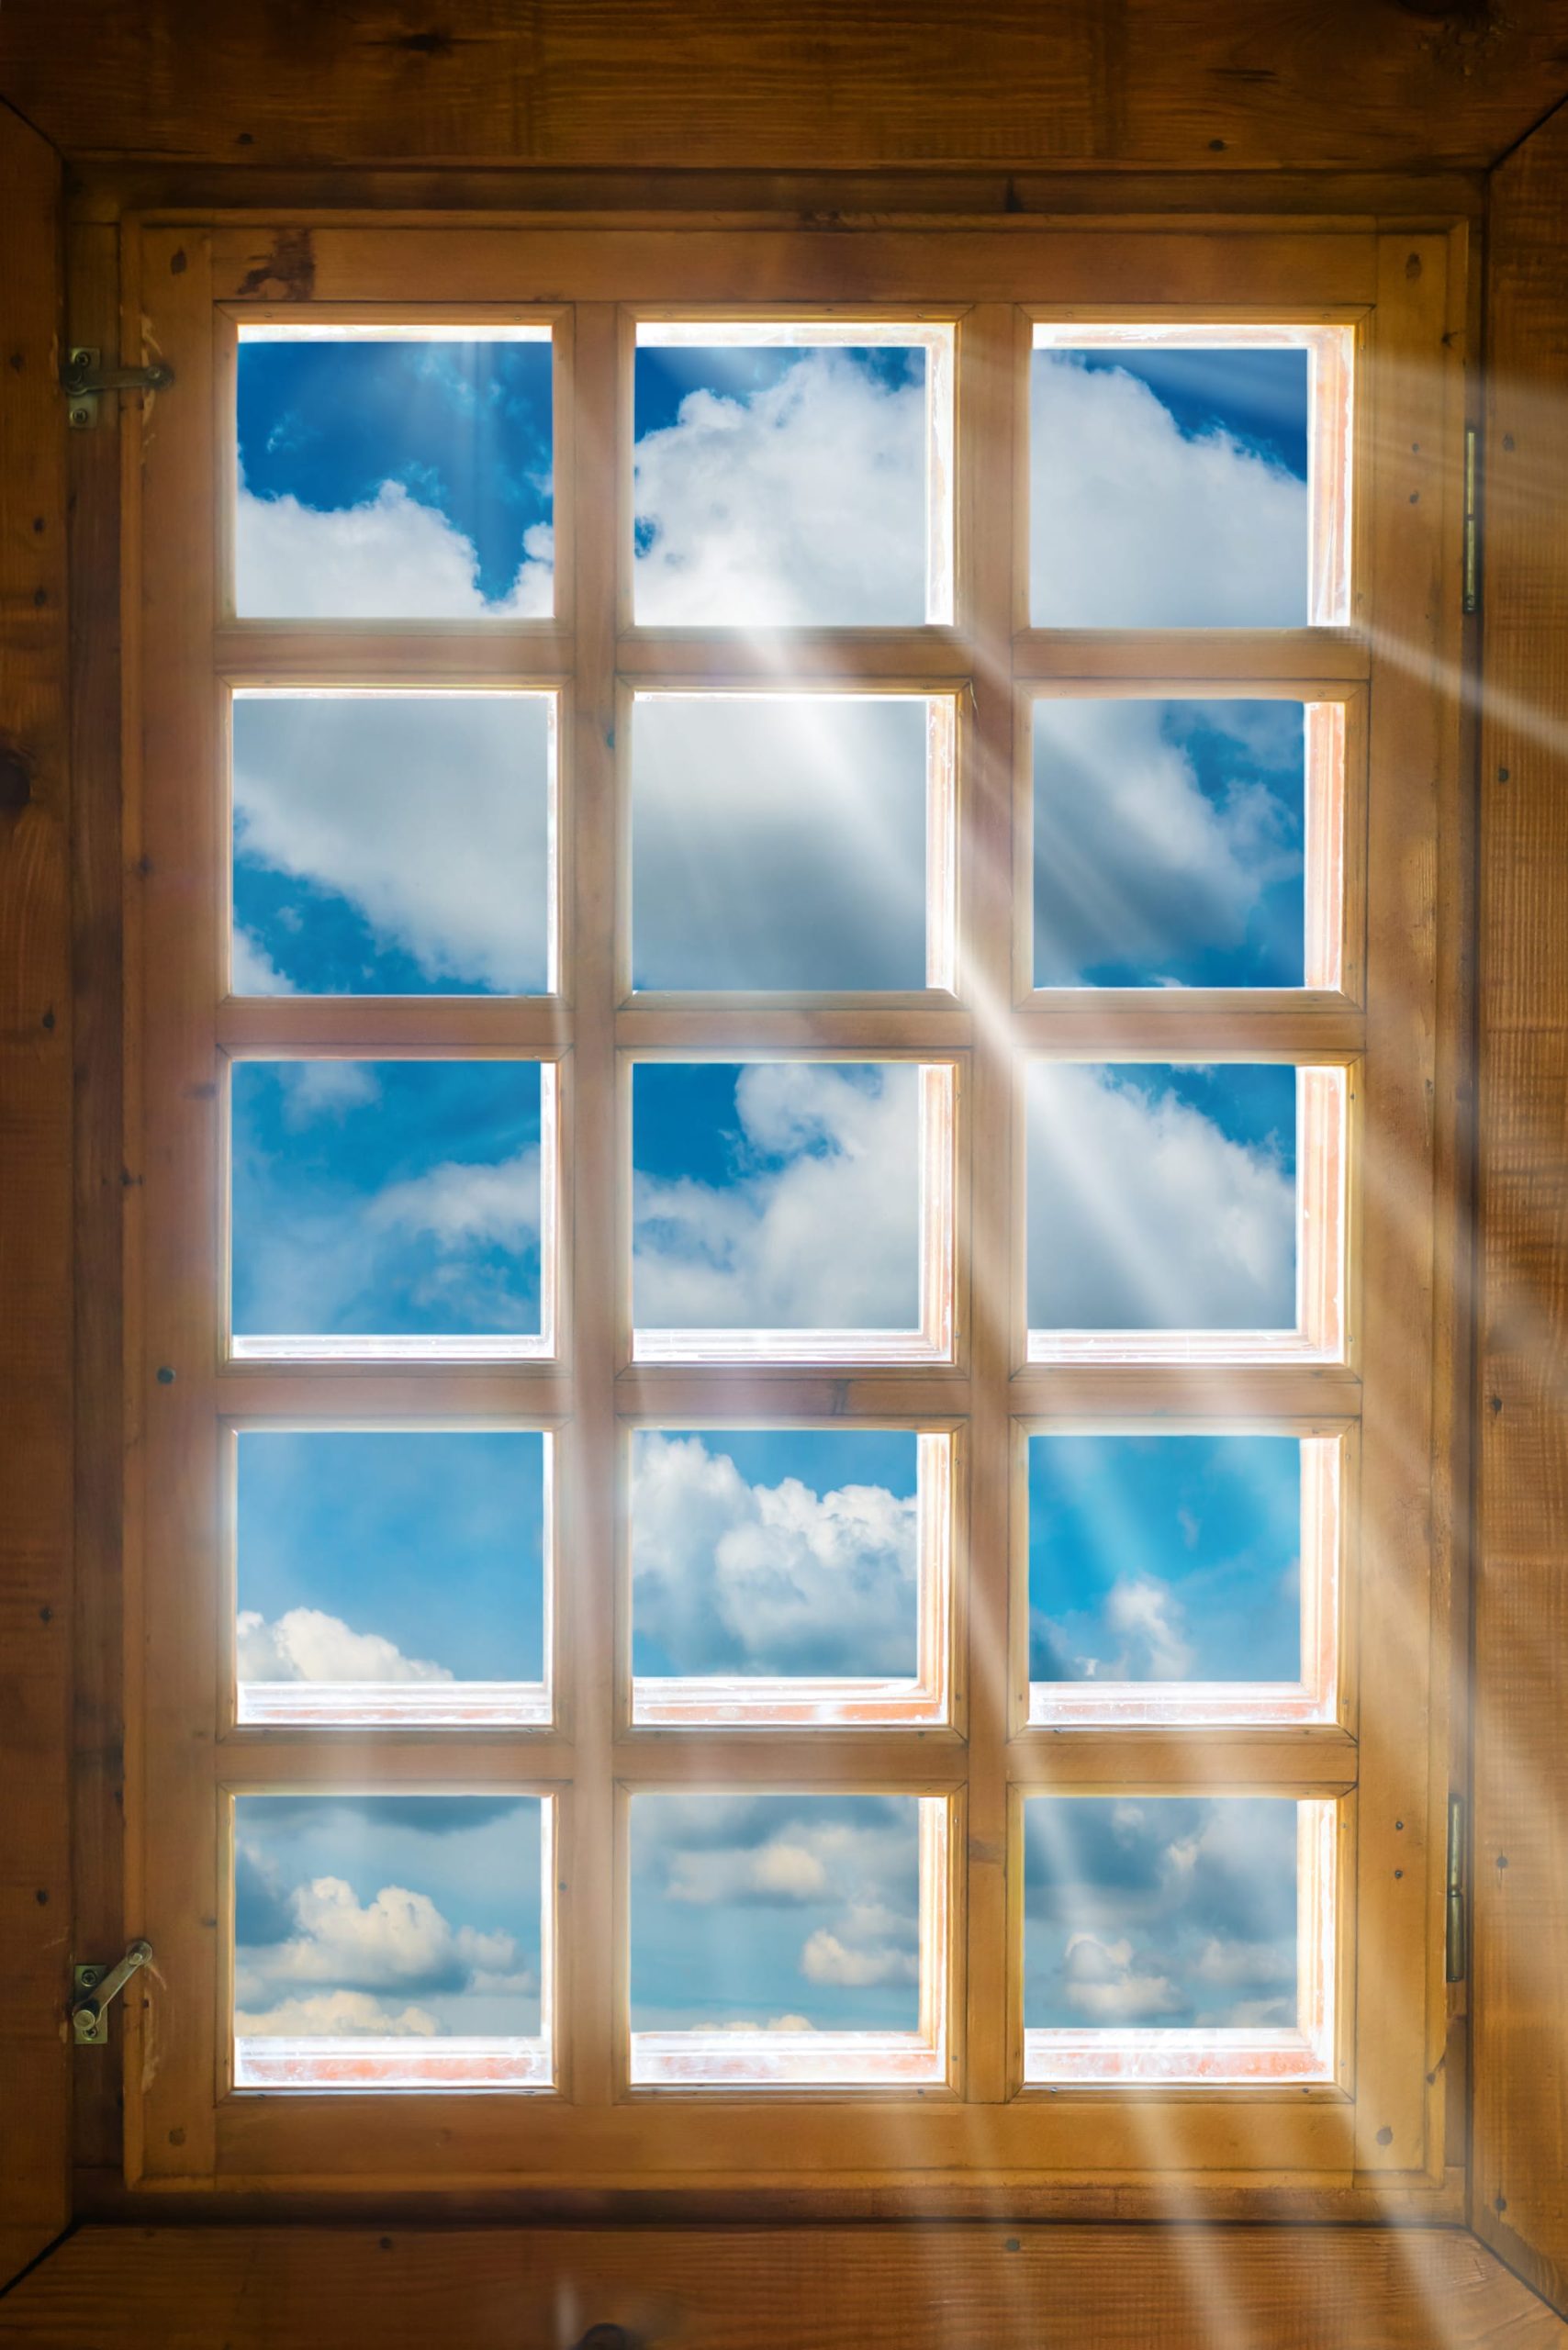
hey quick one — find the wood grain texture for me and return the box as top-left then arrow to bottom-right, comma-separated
3,0 -> 1567,170
0,99 -> 73,2285
1474,99 -> 1568,2322
0,2223 -> 1564,2348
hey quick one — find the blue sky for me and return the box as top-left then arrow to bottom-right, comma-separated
1029,1435 -> 1301,1684
231,691 -> 553,997
1024,1796 -> 1299,2031
630,1794 -> 923,2032
224,328 -> 1323,2059
237,1431 -> 546,1688
230,1058 -> 544,1343
1031,344 -> 1311,627
234,1796 -> 543,2042
633,1061 -> 923,1332
632,1429 -> 920,1679
1027,1062 -> 1298,1331
1033,698 -> 1305,989
632,693 -> 929,991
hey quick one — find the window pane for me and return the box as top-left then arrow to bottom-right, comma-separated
633,328 -> 946,624
234,1795 -> 547,2087
632,1062 -> 923,1345
237,1430 -> 548,1724
632,694 -> 936,992
1032,698 -> 1305,988
1031,341 -> 1310,628
1024,1796 -> 1304,2065
235,328 -> 554,620
232,691 -> 553,997
630,1794 -> 937,2084
231,1059 -> 547,1355
632,1429 -> 921,1684
1027,1062 -> 1297,1333
1028,1435 -> 1301,1685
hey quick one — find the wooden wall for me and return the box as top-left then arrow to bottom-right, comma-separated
0,98 -> 73,2287
2,0 -> 1568,2330
1474,95 -> 1568,2319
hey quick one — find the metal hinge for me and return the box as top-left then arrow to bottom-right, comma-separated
71,1939 -> 152,2044
1445,1795 -> 1468,1983
1463,426 -> 1481,616
62,347 -> 174,431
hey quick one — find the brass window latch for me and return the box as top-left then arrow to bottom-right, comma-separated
71,1940 -> 153,2044
62,347 -> 174,431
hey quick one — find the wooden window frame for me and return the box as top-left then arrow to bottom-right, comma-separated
117,214 -> 1462,2206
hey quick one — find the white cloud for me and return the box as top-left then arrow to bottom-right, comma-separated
634,1062 -> 920,1330
280,1059 -> 382,1126
1193,1936 -> 1295,1991
1103,1576 -> 1196,1681
1059,1931 -> 1182,2022
800,1929 -> 919,1988
633,693 -> 928,990
1031,697 -> 1300,983
632,1432 -> 917,1676
256,1874 -> 520,1994
236,477 -> 553,619
1030,353 -> 1309,627
231,925 -> 296,994
1027,1063 -> 1295,1330
633,352 -> 927,624
234,1987 -> 441,2039
233,693 -> 553,994
365,1147 -> 542,1251
237,1606 -> 454,1686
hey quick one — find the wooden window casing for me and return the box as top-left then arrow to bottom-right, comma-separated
123,218 -> 1462,2202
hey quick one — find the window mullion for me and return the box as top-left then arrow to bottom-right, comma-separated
956,301 -> 1026,2105
559,299 -> 622,2106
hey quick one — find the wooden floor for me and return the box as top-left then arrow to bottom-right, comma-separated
0,2224 -> 1563,2348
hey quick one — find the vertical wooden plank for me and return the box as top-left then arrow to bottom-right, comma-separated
0,97 -> 73,2282
125,228 -> 221,2184
67,213 -> 128,2193
1473,106 -> 1568,2322
1350,229 -> 1461,2180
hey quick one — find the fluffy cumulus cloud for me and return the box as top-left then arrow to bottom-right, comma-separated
236,1606 -> 454,1686
1030,352 -> 1310,627
632,1432 -> 917,1676
232,693 -> 553,994
237,478 -> 554,619
639,1795 -> 923,2020
1027,1063 -> 1296,1332
634,1062 -> 921,1331
256,1875 -> 521,1992
1031,697 -> 1302,984
1025,1796 -> 1298,2032
632,352 -> 927,624
1041,1573 -> 1197,1684
233,1987 -> 441,2040
364,1146 -> 543,1254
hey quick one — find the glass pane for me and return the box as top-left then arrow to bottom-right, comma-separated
1030,341 -> 1310,627
632,1429 -> 920,1682
1024,1796 -> 1298,2030
231,691 -> 553,997
632,694 -> 933,991
630,1794 -> 934,2082
632,1061 -> 922,1339
235,328 -> 554,620
1027,1062 -> 1297,1333
234,1795 -> 547,2087
633,330 -> 944,624
1032,699 -> 1305,988
231,1059 -> 546,1353
1028,1435 -> 1301,1685
237,1431 -> 547,1723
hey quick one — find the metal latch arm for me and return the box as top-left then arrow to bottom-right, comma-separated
71,1939 -> 153,2043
